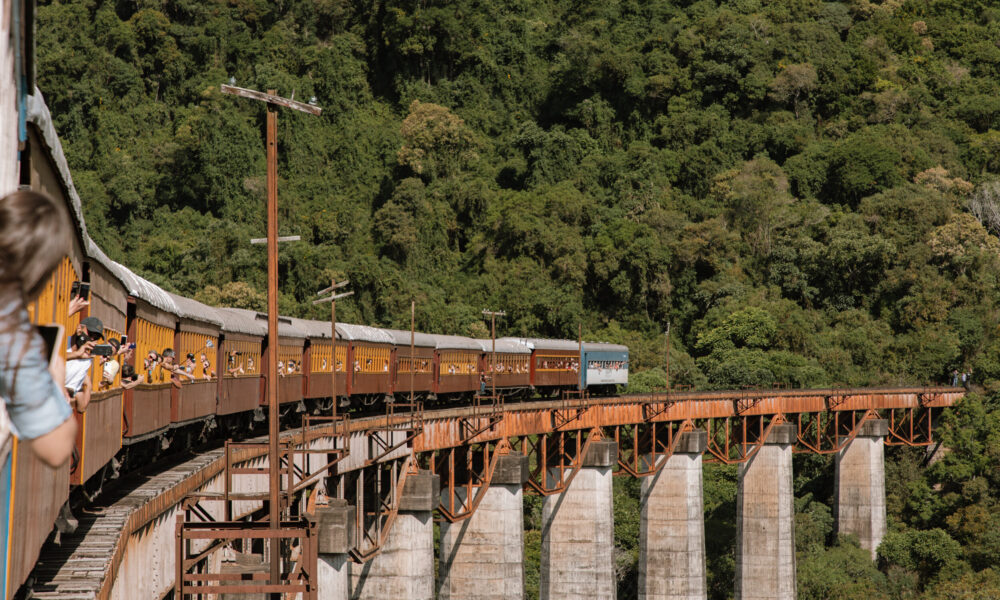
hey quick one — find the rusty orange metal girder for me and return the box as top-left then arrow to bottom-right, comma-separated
413,388 -> 963,452
517,429 -> 601,496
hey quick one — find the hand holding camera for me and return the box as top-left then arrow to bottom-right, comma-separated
68,281 -> 90,317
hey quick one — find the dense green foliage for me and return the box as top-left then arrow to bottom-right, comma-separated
36,0 -> 1000,387
34,0 -> 1000,597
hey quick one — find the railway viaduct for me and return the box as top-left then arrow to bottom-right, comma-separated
28,386 -> 962,600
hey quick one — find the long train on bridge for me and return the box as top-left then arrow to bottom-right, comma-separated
0,86 -> 629,598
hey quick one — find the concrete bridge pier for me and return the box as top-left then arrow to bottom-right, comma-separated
639,430 -> 708,600
735,423 -> 796,600
349,470 -> 439,600
316,499 -> 354,600
438,453 -> 530,600
835,419 -> 888,559
540,439 -> 618,600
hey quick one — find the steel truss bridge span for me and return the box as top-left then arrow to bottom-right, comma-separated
27,386 -> 963,599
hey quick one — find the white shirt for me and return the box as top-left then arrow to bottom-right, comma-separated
65,358 -> 92,392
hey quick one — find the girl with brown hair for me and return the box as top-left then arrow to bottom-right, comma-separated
0,189 -> 78,467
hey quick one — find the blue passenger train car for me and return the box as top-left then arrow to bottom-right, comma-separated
581,342 -> 630,393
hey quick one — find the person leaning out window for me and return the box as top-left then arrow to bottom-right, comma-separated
0,190 -> 79,468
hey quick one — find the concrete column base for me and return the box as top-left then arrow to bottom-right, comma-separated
349,470 -> 438,600
439,485 -> 525,599
639,431 -> 707,600
439,454 -> 527,600
540,441 -> 617,600
735,424 -> 795,600
318,553 -> 350,599
836,419 -> 888,560
349,511 -> 434,599
316,501 -> 353,600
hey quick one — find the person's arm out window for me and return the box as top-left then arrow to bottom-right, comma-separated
0,306 -> 76,467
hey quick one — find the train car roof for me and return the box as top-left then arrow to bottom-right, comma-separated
335,323 -> 395,344
474,339 -> 531,354
164,292 -> 224,328
498,337 -> 579,351
214,308 -> 309,339
497,337 -> 629,353
213,307 -> 268,336
287,317 -> 335,340
582,341 -> 630,353
385,329 -> 437,347
27,91 -> 89,242
430,334 -> 484,350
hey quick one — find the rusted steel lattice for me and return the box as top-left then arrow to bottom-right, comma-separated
698,413 -> 790,464
424,438 -> 513,522
515,428 -> 603,496
614,419 -> 694,477
344,454 -> 415,562
175,518 -> 318,598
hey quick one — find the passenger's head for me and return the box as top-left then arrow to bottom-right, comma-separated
0,190 -> 72,300
80,317 -> 104,341
162,348 -> 176,365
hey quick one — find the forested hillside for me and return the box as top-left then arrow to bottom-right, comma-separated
34,0 -> 1000,597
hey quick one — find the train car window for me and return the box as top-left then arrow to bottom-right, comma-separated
279,344 -> 301,374
310,342 -> 345,373
312,343 -> 332,373
26,256 -> 80,359
335,345 -> 346,373
536,354 -> 580,372
398,355 -> 432,374
442,351 -> 477,375
178,332 -> 217,380
91,327 -> 124,391
136,319 -> 174,384
227,340 -> 261,376
355,345 -> 389,374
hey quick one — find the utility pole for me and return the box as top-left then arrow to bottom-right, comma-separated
315,279 -> 352,422
664,321 -> 671,391
410,301 -> 416,405
482,309 -> 506,399
221,83 -> 320,595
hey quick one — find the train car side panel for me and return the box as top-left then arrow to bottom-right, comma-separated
393,346 -> 435,395
125,386 -> 172,439
306,342 -> 347,398
350,342 -> 392,396
531,350 -> 580,388
437,350 -> 479,395
173,319 -> 221,424
7,441 -> 70,600
74,392 -> 122,485
218,334 -> 263,416
125,306 -> 175,440
582,348 -> 629,388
